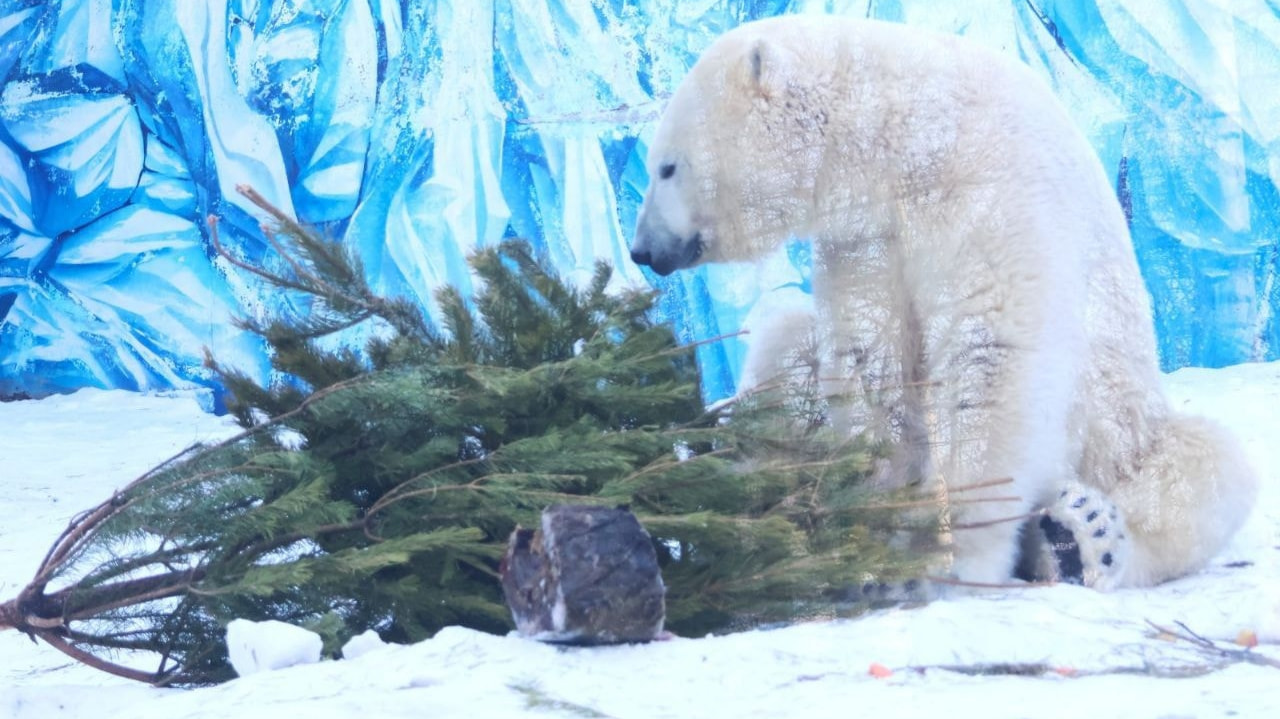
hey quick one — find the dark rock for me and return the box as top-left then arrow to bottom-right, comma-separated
500,505 -> 665,644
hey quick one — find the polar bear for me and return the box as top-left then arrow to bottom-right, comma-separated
630,16 -> 1257,589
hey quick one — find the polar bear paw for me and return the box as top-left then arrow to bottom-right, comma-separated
1033,480 -> 1131,591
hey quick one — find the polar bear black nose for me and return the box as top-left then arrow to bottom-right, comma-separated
630,249 -> 652,267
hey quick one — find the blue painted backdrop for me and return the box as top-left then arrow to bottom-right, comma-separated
1,0 -> 1277,405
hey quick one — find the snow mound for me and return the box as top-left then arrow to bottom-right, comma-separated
340,630 -> 387,661
225,619 -> 323,677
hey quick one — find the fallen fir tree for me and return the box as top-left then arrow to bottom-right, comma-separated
0,186 -> 940,686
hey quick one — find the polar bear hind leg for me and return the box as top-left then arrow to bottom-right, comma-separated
1106,413 -> 1257,587
1001,410 -> 1256,591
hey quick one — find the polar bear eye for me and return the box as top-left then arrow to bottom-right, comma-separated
658,163 -> 676,180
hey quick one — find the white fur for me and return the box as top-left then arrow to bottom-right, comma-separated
631,16 -> 1257,588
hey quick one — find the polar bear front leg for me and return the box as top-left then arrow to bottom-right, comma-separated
737,302 -> 819,398
947,498 -> 1040,587
939,342 -> 1077,588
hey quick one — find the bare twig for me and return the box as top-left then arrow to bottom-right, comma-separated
1146,620 -> 1280,670
207,215 -> 320,298
858,495 -> 1023,512
951,508 -> 1048,531
900,622 -> 1280,680
904,661 -> 1222,679
923,575 -> 1055,590
946,477 -> 1014,493
36,631 -> 161,684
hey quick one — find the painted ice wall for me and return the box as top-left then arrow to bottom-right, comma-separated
0,0 -> 1277,404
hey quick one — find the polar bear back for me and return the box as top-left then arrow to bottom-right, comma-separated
688,18 -> 1122,257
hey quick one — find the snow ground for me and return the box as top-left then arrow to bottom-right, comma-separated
1,366 -> 1278,719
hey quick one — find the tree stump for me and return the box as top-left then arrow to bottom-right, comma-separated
500,505 -> 665,644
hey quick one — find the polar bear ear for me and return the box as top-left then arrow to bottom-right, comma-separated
749,41 -> 766,84
747,39 -> 786,100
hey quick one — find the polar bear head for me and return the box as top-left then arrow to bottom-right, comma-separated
631,21 -> 829,276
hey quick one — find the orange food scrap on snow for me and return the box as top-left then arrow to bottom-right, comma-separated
1236,629 -> 1259,648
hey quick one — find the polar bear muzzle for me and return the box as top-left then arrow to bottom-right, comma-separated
630,225 -> 704,276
